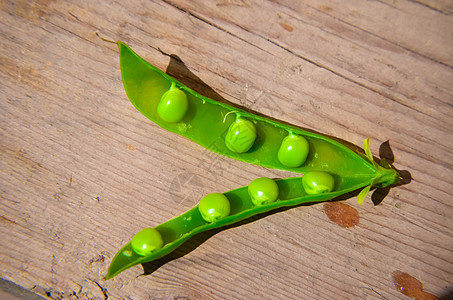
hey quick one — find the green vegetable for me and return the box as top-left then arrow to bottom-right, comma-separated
278,133 -> 309,167
248,177 -> 279,206
131,228 -> 164,256
225,117 -> 257,153
198,193 -> 231,222
302,171 -> 335,195
116,42 -> 377,178
106,174 -> 385,279
105,42 -> 401,279
157,82 -> 188,123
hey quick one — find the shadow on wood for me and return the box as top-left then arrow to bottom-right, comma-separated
371,140 -> 412,205
440,289 -> 453,300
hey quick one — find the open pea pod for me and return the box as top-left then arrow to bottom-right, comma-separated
118,42 -> 391,179
106,174 -> 381,279
105,42 -> 400,279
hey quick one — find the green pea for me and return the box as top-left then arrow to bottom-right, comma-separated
198,192 -> 231,223
302,171 -> 335,195
131,228 -> 164,256
157,83 -> 188,123
248,177 -> 279,206
225,118 -> 256,153
278,134 -> 309,168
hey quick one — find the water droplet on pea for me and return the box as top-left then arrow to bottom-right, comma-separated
157,84 -> 188,123
198,192 -> 231,223
225,118 -> 257,153
248,177 -> 279,206
278,134 -> 309,168
302,171 -> 335,195
131,227 -> 164,256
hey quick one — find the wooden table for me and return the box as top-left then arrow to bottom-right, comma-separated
1,1 -> 452,299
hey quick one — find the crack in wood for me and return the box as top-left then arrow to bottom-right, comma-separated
161,0 -> 272,55
360,286 -> 389,299
406,0 -> 452,16
306,2 -> 453,69
43,19 -> 93,44
259,34 -> 431,116
87,279 -> 108,300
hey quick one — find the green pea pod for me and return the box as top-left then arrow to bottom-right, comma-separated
117,42 -> 396,180
106,174 -> 383,279
105,42 -> 401,279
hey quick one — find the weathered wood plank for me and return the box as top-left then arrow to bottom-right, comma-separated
413,0 -> 453,14
423,0 -> 453,13
274,0 -> 453,66
171,0 -> 453,127
1,0 -> 452,299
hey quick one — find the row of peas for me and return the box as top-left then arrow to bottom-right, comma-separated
157,83 -> 334,169
131,173 -> 335,256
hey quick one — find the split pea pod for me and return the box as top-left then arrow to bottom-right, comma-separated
106,173 -> 384,279
117,42 -> 394,180
105,42 -> 400,279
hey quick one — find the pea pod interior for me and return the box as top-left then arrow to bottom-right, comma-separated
105,174 -> 374,280
118,42 -> 376,178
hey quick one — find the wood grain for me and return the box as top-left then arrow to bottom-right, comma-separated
1,0 -> 452,299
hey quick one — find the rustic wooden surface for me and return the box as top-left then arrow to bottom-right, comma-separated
1,0 -> 452,299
